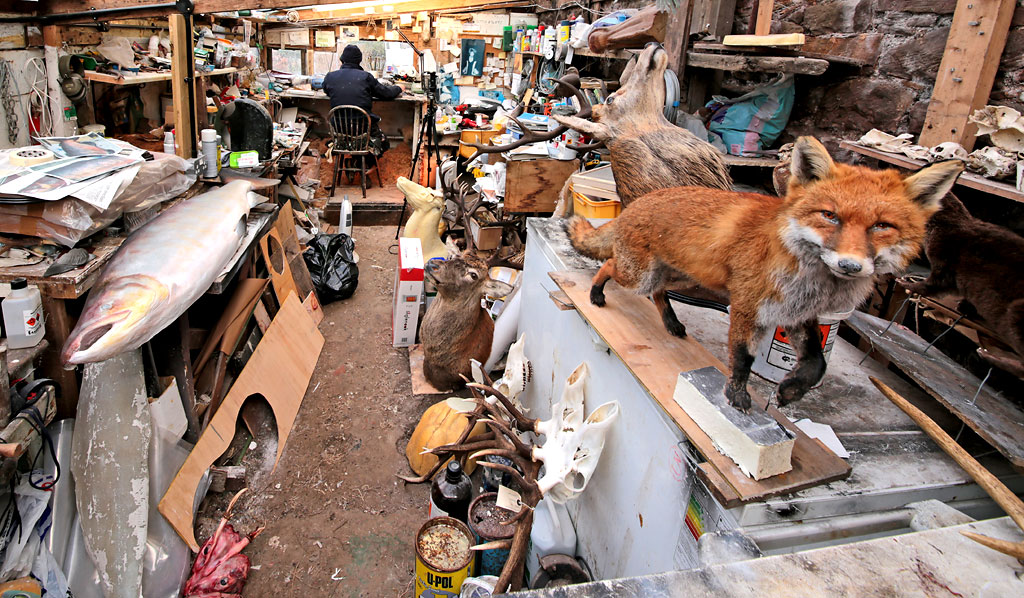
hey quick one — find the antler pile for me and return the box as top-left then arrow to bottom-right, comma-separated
463,74 -> 598,164
401,368 -> 541,593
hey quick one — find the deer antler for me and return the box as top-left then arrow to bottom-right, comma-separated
464,75 -> 594,163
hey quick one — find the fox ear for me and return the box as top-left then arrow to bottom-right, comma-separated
904,160 -> 964,210
789,137 -> 835,187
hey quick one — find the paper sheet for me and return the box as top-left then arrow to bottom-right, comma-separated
399,13 -> 413,25
443,61 -> 459,74
795,419 -> 850,459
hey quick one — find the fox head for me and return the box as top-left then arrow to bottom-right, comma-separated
781,136 -> 963,279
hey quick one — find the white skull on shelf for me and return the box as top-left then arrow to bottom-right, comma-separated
929,142 -> 968,162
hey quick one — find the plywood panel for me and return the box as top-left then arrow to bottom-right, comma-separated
550,270 -> 850,506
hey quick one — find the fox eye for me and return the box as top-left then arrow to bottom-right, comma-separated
872,222 -> 895,231
820,210 -> 838,223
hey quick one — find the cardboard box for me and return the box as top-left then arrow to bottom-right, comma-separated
392,237 -> 425,347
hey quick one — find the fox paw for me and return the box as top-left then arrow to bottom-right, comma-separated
777,378 -> 810,405
725,384 -> 751,411
590,286 -> 606,307
664,319 -> 687,338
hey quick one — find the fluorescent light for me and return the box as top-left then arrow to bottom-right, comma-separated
312,0 -> 418,11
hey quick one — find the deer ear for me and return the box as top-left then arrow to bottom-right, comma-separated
789,136 -> 835,187
903,160 -> 964,211
483,279 -> 514,298
551,114 -> 612,140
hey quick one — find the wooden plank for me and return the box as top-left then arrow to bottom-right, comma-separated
84,67 -> 240,86
723,33 -> 804,46
293,0 -> 515,21
504,158 -> 578,213
846,310 -> 1024,467
754,0 -> 775,36
919,0 -> 1017,149
841,141 -> 1024,204
687,52 -> 828,74
159,294 -> 323,551
169,13 -> 195,160
550,271 -> 850,506
686,0 -> 736,111
665,0 -> 695,78
259,227 -> 300,305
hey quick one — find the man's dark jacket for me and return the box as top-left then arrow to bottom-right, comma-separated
322,63 -> 402,121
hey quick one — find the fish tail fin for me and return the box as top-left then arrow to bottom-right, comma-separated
248,191 -> 267,208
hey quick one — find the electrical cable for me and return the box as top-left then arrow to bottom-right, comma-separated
27,57 -> 53,138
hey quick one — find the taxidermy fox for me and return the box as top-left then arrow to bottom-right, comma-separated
899,193 -> 1024,378
567,137 -> 963,409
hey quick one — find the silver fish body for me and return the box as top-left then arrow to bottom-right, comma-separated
63,180 -> 259,364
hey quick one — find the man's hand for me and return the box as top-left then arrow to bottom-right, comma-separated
396,83 -> 407,92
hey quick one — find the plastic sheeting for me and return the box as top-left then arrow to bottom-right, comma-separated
0,153 -> 195,246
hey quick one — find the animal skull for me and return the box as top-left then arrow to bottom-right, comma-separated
533,362 -> 620,503
966,146 -> 1018,179
929,142 -> 968,162
969,105 -> 1024,153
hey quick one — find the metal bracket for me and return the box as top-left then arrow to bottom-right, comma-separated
176,0 -> 195,17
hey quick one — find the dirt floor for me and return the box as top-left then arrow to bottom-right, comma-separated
197,226 -> 436,597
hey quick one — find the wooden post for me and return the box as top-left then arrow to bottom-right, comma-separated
685,0 -> 737,112
919,0 -> 1016,149
42,25 -> 69,137
754,0 -> 775,36
665,0 -> 696,80
169,13 -> 196,159
40,296 -> 79,418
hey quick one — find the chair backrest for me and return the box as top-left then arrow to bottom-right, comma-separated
328,105 -> 373,153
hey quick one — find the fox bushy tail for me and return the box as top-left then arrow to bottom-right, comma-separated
565,216 -> 616,260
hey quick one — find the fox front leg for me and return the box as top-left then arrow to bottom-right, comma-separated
777,321 -> 827,405
725,315 -> 758,411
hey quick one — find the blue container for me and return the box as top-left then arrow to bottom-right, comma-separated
467,492 -> 515,577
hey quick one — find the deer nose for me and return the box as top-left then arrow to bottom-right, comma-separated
837,258 -> 863,274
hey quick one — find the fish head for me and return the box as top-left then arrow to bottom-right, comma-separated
62,275 -> 170,364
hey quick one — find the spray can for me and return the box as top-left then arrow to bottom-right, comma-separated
201,129 -> 218,178
558,20 -> 571,45
3,277 -> 45,349
163,130 -> 175,155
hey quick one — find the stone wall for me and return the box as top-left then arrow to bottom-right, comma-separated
730,0 -> 1024,153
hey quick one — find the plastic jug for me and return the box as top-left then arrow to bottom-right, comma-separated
526,498 -> 576,585
3,277 -> 45,349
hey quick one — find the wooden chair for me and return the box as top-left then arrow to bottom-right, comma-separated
327,105 -> 382,198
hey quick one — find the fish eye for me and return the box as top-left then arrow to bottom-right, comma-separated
606,95 -> 615,105
101,302 -> 113,310
820,210 -> 838,223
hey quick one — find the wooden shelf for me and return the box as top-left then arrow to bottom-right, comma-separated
573,46 -> 638,60
841,141 -> 1024,204
688,51 -> 828,75
85,66 -> 241,85
720,154 -> 781,168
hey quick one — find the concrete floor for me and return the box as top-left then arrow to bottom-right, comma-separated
205,226 -> 435,597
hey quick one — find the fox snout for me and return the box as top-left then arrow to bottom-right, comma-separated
821,250 -> 874,278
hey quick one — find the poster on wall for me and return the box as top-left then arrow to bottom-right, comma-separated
460,38 -> 485,77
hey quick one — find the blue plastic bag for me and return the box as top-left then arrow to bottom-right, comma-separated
707,74 -> 795,156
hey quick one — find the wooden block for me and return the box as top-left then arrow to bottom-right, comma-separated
208,465 -> 246,493
674,367 -> 794,480
159,294 -> 324,551
504,158 -> 578,213
723,33 -> 804,46
169,13 -> 195,159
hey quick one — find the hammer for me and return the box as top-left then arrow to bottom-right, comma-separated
870,377 -> 1024,560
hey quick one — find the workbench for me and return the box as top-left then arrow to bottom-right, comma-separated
276,89 -> 429,155
519,217 -> 1023,579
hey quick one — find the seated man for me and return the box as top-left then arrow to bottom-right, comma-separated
322,45 -> 404,157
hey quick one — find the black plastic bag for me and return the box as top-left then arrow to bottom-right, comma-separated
303,233 -> 359,303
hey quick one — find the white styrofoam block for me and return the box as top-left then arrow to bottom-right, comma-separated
673,367 -> 794,480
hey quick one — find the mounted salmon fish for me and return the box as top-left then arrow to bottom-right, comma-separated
63,180 -> 264,364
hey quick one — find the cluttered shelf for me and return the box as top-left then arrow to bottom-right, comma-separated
84,66 -> 242,85
0,237 -> 124,300
841,141 -> 1024,204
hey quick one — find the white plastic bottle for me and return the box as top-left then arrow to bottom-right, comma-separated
4,277 -> 45,349
163,130 -> 175,155
526,498 -> 576,586
201,128 -> 218,178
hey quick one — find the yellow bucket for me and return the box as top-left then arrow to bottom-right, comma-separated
415,517 -> 475,597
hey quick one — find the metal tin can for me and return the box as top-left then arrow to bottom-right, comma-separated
467,492 -> 516,577
415,517 -> 475,597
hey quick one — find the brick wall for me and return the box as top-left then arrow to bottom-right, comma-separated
731,0 -> 1024,152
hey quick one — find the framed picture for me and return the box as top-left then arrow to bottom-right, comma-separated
460,38 -> 485,77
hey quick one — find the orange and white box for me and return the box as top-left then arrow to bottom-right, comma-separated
392,237 -> 424,347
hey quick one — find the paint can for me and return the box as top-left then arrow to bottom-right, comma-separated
467,492 -> 516,577
751,310 -> 853,385
415,517 -> 475,598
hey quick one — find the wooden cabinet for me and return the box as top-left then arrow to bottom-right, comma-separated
504,157 -> 577,213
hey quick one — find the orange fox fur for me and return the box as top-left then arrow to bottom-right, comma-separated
567,137 -> 964,409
